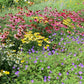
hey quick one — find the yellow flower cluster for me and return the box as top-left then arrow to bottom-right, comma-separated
0,69 -> 10,76
21,31 -> 51,47
63,18 -> 74,29
31,16 -> 44,22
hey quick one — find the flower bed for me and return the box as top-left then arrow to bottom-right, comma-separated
0,1 -> 84,84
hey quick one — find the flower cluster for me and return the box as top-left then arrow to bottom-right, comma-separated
0,69 -> 10,77
63,18 -> 74,29
21,31 -> 51,48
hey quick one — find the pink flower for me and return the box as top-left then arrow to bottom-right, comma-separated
29,28 -> 33,30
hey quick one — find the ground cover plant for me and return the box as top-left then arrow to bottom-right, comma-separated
0,0 -> 84,84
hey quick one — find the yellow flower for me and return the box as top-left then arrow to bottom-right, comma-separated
28,31 -> 32,34
44,20 -> 48,23
46,45 -> 49,47
4,71 -> 10,75
12,50 -> 16,52
44,46 -> 47,49
34,32 -> 40,36
43,38 -> 48,42
21,39 -> 26,43
21,60 -> 24,63
38,43 -> 42,46
37,40 -> 43,43
2,6 -> 5,8
39,17 -> 44,19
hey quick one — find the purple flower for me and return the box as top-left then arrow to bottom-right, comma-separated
77,58 -> 79,61
13,66 -> 15,69
52,33 -> 56,36
64,58 -> 66,60
45,56 -> 47,58
41,68 -> 44,70
15,71 -> 19,75
61,49 -> 64,52
64,42 -> 66,45
49,36 -> 51,38
25,65 -> 28,68
59,72 -> 62,76
51,39 -> 53,41
66,72 -> 69,75
71,68 -> 74,71
47,66 -> 50,69
26,61 -> 28,63
75,73 -> 77,74
78,63 -> 84,68
74,53 -> 76,56
56,53 -> 59,55
34,60 -> 37,63
43,47 -> 45,51
17,67 -> 19,70
31,80 -> 34,83
79,71 -> 82,74
67,41 -> 71,43
47,48 -> 49,51
52,50 -> 55,54
44,79 -> 46,82
29,51 -> 31,54
29,57 -> 31,59
48,52 -> 52,55
79,81 -> 82,84
36,57 -> 38,60
67,35 -> 69,37
36,51 -> 38,53
40,60 -> 42,62
79,48 -> 81,50
56,77 -> 59,79
32,50 -> 35,53
49,71 -> 52,73
60,38 -> 64,41
21,49 -> 23,51
48,76 -> 51,79
62,83 -> 64,84
60,33 -> 63,35
58,42 -> 61,45
48,79 -> 50,81
72,63 -> 74,65
61,63 -> 64,65
79,76 -> 82,79
74,65 -> 77,68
